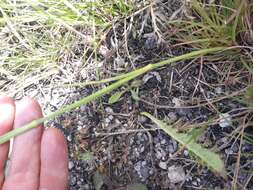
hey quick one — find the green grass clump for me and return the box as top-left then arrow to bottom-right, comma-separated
168,0 -> 252,49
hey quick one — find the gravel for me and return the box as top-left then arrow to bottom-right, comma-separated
9,0 -> 253,189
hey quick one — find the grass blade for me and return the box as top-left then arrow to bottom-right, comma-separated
0,47 -> 226,145
108,90 -> 126,104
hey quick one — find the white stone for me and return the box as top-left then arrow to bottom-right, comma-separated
159,161 -> 167,170
68,161 -> 74,170
172,97 -> 182,107
108,115 -> 114,120
219,113 -> 232,128
105,107 -> 113,113
215,87 -> 223,94
167,166 -> 186,183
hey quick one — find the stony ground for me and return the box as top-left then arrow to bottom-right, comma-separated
4,1 -> 253,189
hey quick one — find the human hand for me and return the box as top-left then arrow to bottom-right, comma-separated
0,96 -> 68,190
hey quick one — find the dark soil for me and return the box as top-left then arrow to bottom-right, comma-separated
27,1 -> 253,189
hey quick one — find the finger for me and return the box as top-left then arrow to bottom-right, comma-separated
0,96 -> 15,188
39,128 -> 68,190
3,97 -> 43,190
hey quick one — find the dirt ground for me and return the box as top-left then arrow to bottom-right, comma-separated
11,1 -> 253,189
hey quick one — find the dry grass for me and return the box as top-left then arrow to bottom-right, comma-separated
0,0 -> 141,97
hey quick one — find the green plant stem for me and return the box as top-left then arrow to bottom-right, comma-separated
66,47 -> 225,87
0,47 -> 226,145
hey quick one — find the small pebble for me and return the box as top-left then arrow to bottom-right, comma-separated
67,135 -> 72,142
219,113 -> 232,128
172,97 -> 182,107
225,148 -> 233,155
105,118 -> 111,123
192,181 -> 198,186
142,161 -> 147,166
167,112 -> 177,122
71,177 -> 77,185
139,145 -> 145,153
105,107 -> 113,113
155,150 -> 163,159
160,139 -> 166,145
108,115 -> 114,120
68,161 -> 74,170
144,33 -> 158,49
167,166 -> 186,184
138,115 -> 147,123
84,184 -> 90,189
77,126 -> 82,131
115,119 -> 121,124
80,105 -> 86,112
159,161 -> 167,170
215,87 -> 223,94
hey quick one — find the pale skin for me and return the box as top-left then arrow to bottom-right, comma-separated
0,96 -> 68,190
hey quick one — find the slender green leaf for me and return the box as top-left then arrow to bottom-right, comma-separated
130,89 -> 140,101
244,86 -> 253,108
192,0 -> 216,27
82,151 -> 93,162
142,112 -> 226,178
108,90 -> 126,104
127,183 -> 148,190
93,171 -> 105,190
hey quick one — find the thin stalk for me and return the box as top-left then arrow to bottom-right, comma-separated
0,47 -> 226,145
66,46 -> 225,87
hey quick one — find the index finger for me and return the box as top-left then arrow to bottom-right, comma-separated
0,97 -> 15,189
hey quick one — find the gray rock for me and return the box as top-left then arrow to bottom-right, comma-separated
139,145 -> 145,153
192,181 -> 198,186
140,167 -> 149,181
155,150 -> 163,159
142,161 -> 147,166
219,113 -> 232,128
142,72 -> 161,84
138,115 -> 147,123
167,112 -> 178,123
71,177 -> 77,185
167,139 -> 177,153
67,135 -> 72,142
134,161 -> 150,181
105,118 -> 111,123
84,184 -> 90,190
160,139 -> 166,145
167,166 -> 186,184
183,150 -> 189,157
144,33 -> 158,50
168,144 -> 176,154
80,105 -> 87,112
159,161 -> 167,170
68,161 -> 75,170
215,87 -> 223,94
105,107 -> 113,113
134,161 -> 141,172
108,115 -> 114,120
